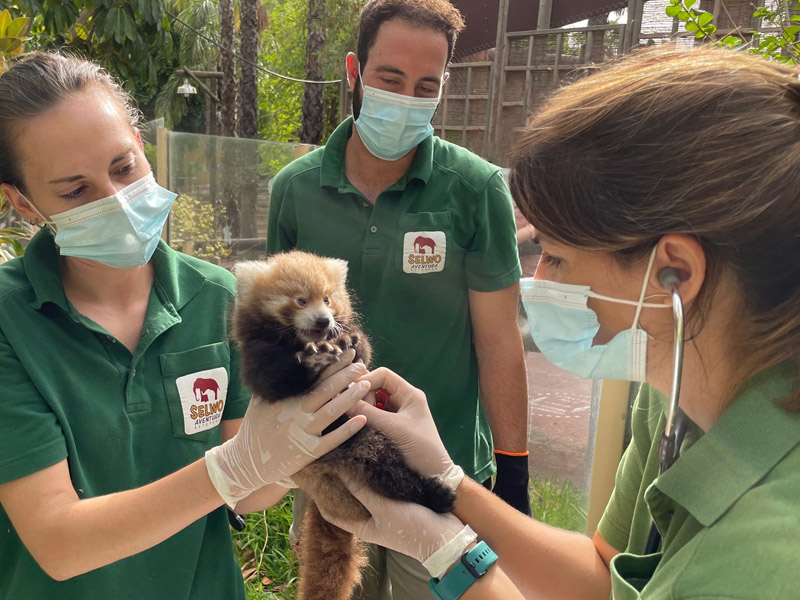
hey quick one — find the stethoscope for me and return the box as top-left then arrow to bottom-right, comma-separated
643,267 -> 690,555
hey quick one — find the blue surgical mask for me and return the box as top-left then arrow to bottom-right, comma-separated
520,248 -> 670,382
22,173 -> 176,268
354,69 -> 440,161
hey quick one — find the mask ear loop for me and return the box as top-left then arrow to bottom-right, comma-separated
13,187 -> 57,233
630,246 -> 659,331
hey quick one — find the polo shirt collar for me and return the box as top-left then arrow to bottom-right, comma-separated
654,363 -> 799,527
25,229 -> 205,313
26,228 -> 68,311
319,117 -> 435,192
150,241 -> 207,312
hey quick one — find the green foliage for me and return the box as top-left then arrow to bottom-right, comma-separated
0,8 -> 30,73
748,1 -> 800,63
0,194 -> 35,262
233,493 -> 300,600
665,0 -> 717,40
154,0 -> 221,130
11,0 -> 175,104
169,193 -> 230,260
666,0 -> 800,63
529,476 -> 588,533
259,0 -> 368,143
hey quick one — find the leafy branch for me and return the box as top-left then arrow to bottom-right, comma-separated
665,0 -> 800,64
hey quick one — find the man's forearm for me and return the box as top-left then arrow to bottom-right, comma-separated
476,328 -> 529,452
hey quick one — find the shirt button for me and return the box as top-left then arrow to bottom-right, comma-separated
362,201 -> 369,208
370,225 -> 378,234
132,368 -> 136,377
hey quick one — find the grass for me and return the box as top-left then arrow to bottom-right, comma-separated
233,477 -> 587,599
233,493 -> 300,600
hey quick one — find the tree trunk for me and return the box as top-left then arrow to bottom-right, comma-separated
240,0 -> 259,140
219,0 -> 237,138
238,0 -> 260,239
300,0 -> 326,144
218,0 -> 241,238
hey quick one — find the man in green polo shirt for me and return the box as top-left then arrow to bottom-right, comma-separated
266,1 -> 530,598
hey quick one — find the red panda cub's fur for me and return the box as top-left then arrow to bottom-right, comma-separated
232,251 -> 455,600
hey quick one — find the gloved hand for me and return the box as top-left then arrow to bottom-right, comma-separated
318,477 -> 476,579
351,367 -> 464,491
492,451 -> 532,516
205,350 -> 369,507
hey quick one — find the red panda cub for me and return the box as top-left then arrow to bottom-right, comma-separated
231,250 -> 455,600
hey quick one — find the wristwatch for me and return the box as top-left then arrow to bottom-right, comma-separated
429,541 -> 499,600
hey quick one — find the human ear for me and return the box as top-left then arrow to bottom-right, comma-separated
134,128 -> 143,149
0,183 -> 41,223
651,234 -> 706,307
346,52 -> 360,92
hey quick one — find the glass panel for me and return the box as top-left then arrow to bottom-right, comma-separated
165,131 -> 310,264
510,169 -> 598,532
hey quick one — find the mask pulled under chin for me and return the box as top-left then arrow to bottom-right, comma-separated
47,173 -> 176,268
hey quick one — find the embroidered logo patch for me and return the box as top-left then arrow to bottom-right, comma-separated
175,367 -> 229,435
402,231 -> 446,274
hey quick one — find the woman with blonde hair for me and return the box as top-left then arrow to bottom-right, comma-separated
323,45 -> 800,599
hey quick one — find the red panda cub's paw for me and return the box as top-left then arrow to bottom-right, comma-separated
295,341 -> 344,370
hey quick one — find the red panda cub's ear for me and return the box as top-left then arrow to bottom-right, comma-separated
326,258 -> 349,286
232,260 -> 274,302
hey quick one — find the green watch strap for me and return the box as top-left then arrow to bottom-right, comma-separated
428,541 -> 499,600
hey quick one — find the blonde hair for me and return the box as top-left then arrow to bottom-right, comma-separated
510,45 -> 800,409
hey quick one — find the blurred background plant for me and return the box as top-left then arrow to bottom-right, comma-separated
0,10 -> 36,262
666,0 -> 800,63
233,493 -> 300,600
169,193 -> 231,261
0,8 -> 30,73
0,195 -> 36,263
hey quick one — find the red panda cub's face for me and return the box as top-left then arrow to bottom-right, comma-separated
233,251 -> 353,343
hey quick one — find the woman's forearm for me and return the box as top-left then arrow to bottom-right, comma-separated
1,458 -> 223,580
454,477 -> 611,600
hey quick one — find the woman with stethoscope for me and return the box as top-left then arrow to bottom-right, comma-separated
315,45 -> 800,599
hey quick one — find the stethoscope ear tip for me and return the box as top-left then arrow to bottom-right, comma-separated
658,267 -> 681,290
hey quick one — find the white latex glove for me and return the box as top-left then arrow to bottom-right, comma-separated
206,351 -> 369,507
351,367 -> 464,491
318,477 -> 476,578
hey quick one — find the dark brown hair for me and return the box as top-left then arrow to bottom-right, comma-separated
0,51 -> 140,194
510,45 -> 800,409
357,0 -> 466,69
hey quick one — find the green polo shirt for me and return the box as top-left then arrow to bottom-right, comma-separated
267,118 -> 521,481
597,367 -> 800,599
0,229 -> 249,600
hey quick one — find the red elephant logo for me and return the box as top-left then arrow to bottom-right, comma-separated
193,377 -> 220,402
414,236 -> 436,254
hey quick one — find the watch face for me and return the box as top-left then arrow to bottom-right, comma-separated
463,541 -> 499,577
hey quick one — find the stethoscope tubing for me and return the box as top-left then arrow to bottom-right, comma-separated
645,279 -> 688,555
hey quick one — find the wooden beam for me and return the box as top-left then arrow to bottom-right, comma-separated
537,0 -> 553,29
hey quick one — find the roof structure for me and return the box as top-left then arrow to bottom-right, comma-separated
451,0 -> 628,58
